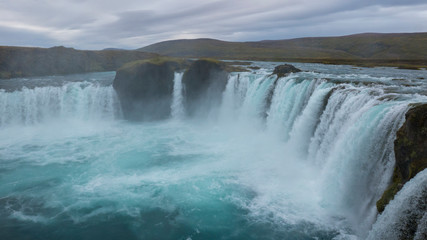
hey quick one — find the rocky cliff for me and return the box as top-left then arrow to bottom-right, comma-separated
182,59 -> 229,116
113,57 -> 187,120
377,104 -> 427,212
113,58 -> 230,120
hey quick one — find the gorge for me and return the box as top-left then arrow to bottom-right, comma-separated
0,59 -> 426,239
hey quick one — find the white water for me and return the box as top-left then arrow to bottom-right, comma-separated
171,72 -> 184,120
267,75 -> 319,140
1,64 -> 427,239
0,81 -> 121,126
367,169 -> 427,240
220,72 -> 276,124
218,71 -> 426,238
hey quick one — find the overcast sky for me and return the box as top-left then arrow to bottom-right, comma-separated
0,0 -> 426,50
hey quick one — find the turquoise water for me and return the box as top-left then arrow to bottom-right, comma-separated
0,64 -> 426,239
0,120 -> 337,239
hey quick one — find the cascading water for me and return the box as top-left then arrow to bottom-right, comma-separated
171,72 -> 185,120
0,81 -> 121,126
266,75 -> 320,140
286,81 -> 333,159
217,69 -> 426,238
0,64 -> 426,240
367,169 -> 427,240
239,74 -> 276,119
220,72 -> 276,123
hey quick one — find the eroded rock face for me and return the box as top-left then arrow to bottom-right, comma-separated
273,64 -> 301,78
182,59 -> 228,116
113,60 -> 183,120
113,58 -> 231,119
377,104 -> 427,212
395,104 -> 427,181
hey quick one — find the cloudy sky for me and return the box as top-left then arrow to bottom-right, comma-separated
1,0 -> 426,50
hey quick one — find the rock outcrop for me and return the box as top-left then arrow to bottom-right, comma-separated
113,58 -> 186,120
377,104 -> 427,212
113,58 -> 237,120
182,59 -> 229,116
273,64 -> 301,78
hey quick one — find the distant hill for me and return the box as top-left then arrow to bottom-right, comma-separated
139,33 -> 427,68
0,46 -> 158,78
102,48 -> 127,51
2,32 -> 426,79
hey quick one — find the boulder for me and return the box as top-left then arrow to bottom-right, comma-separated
113,58 -> 186,120
377,104 -> 427,212
182,59 -> 228,116
273,64 -> 301,78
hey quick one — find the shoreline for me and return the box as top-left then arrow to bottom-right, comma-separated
1,57 -> 426,80
221,57 -> 427,70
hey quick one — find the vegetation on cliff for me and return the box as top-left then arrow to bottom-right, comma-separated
377,104 -> 427,212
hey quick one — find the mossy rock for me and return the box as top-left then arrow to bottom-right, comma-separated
182,59 -> 228,116
377,104 -> 427,212
0,71 -> 12,79
273,64 -> 301,78
113,58 -> 187,121
376,171 -> 403,212
119,56 -> 188,70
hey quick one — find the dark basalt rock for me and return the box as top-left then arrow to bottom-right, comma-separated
273,64 -> 301,78
113,58 -> 186,120
113,58 -> 231,120
182,59 -> 229,116
377,104 -> 427,212
248,66 -> 261,70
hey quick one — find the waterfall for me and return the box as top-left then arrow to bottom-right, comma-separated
0,81 -> 121,126
367,169 -> 427,240
285,81 -> 333,159
266,75 -> 319,140
219,74 -> 239,120
171,72 -> 185,120
216,70 -> 425,237
1,67 -> 426,239
299,86 -> 412,236
239,74 -> 276,119
314,100 -> 409,236
219,72 -> 276,123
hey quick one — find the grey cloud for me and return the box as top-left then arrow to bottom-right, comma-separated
0,0 -> 426,49
0,26 -> 59,47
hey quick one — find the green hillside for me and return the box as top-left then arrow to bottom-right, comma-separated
0,46 -> 159,78
139,33 -> 427,68
1,32 -> 426,79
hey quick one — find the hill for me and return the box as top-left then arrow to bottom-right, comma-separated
139,33 -> 427,68
0,46 -> 158,78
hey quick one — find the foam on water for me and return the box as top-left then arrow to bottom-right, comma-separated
367,169 -> 427,240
